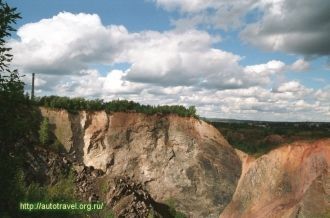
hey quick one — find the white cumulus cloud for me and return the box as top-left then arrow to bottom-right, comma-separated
290,59 -> 310,72
10,11 -> 330,121
11,12 -> 275,90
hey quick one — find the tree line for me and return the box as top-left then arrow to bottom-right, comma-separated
35,96 -> 198,118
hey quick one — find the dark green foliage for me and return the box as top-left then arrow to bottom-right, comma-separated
0,0 -> 26,149
24,182 -> 46,202
51,139 -> 65,153
0,152 -> 25,217
0,1 -> 36,217
44,170 -> 75,202
21,170 -> 83,218
164,199 -> 187,218
0,1 -> 86,216
211,121 -> 330,155
0,0 -> 21,72
35,95 -> 199,118
39,117 -> 50,145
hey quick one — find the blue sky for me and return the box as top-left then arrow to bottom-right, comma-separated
7,0 -> 330,121
10,0 -> 171,31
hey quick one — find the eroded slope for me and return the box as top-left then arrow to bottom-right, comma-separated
221,139 -> 330,218
41,107 -> 241,217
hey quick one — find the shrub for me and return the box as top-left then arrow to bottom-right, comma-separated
25,182 -> 46,201
38,117 -> 50,145
165,199 -> 187,218
50,139 -> 64,153
46,170 -> 75,202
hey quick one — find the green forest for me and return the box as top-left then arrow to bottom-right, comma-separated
211,121 -> 330,156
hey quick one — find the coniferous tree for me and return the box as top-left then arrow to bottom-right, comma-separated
0,1 -> 28,217
0,0 -> 23,149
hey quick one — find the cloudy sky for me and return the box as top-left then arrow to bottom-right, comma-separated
7,0 -> 330,121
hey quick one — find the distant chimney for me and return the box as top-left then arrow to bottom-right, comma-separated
31,73 -> 35,100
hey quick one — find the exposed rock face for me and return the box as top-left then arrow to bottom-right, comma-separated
25,146 -> 72,185
40,108 -> 73,152
40,107 -> 241,217
220,139 -> 330,218
73,164 -> 104,201
107,177 -> 153,217
39,107 -> 330,217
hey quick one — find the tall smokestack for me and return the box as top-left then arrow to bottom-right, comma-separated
31,73 -> 35,100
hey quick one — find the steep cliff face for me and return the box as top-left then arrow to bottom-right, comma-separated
40,107 -> 241,217
220,139 -> 330,218
40,108 -> 73,152
40,107 -> 330,217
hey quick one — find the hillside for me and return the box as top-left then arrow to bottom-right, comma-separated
1,106 -> 329,217
40,107 -> 241,217
40,107 -> 330,217
221,139 -> 330,218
